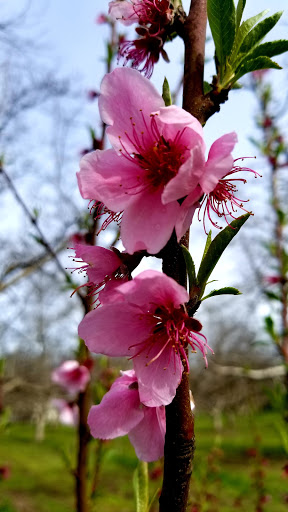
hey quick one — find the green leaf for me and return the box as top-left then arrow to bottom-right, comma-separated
181,245 -> 198,291
239,11 -> 283,55
202,287 -> 241,300
230,10 -> 268,64
246,39 -> 288,61
162,77 -> 172,106
133,461 -> 149,512
202,230 -> 212,262
264,315 -> 277,340
264,290 -> 281,301
207,0 -> 236,65
236,0 -> 246,29
234,56 -> 281,81
197,214 -> 250,298
203,81 -> 213,94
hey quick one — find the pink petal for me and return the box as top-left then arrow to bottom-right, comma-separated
88,372 -> 144,439
133,342 -> 183,407
116,270 -> 189,309
108,1 -> 139,25
129,406 -> 166,461
77,149 -> 142,211
207,132 -> 237,161
74,245 -> 121,283
51,361 -> 90,394
120,190 -> 180,254
162,143 -> 205,204
200,133 -> 237,194
78,303 -> 152,356
155,105 -> 204,144
98,275 -> 129,304
175,185 -> 202,240
99,68 -> 164,152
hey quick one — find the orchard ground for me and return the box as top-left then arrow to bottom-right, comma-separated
0,412 -> 287,512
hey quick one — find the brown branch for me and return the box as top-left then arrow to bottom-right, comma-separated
159,2 -> 209,510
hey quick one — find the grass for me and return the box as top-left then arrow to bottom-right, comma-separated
0,412 -> 287,511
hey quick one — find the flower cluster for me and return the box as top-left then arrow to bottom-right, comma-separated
76,66 -> 257,461
109,0 -> 176,77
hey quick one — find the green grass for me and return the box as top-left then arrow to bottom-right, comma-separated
0,412 -> 287,512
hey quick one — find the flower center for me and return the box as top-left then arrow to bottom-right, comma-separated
119,113 -> 188,192
128,305 -> 212,371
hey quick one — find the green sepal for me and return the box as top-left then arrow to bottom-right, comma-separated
202,287 -> 241,301
181,245 -> 198,292
133,461 -> 149,512
234,56 -> 281,82
239,11 -> 283,55
162,77 -> 172,106
236,0 -> 246,30
203,81 -> 213,94
197,213 -> 250,298
207,0 -> 236,65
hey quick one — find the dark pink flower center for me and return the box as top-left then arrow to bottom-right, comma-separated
129,305 -> 212,371
119,113 -> 188,192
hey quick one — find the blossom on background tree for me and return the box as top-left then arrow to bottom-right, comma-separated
88,370 -> 166,462
51,398 -> 79,426
52,360 -> 91,394
79,270 -> 212,407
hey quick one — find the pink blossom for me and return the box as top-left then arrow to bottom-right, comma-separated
96,14 -> 109,25
71,244 -> 128,304
52,360 -> 90,394
79,270 -> 212,407
109,0 -> 173,29
77,67 -> 204,254
51,398 -> 79,426
264,275 -> 282,285
119,29 -> 169,78
176,133 -> 259,235
88,370 -> 165,461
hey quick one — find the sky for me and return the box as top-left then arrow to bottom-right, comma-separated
1,0 -> 288,354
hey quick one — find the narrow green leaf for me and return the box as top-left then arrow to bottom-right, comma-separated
133,461 -> 149,512
207,0 -> 236,64
202,287 -> 241,300
162,77 -> 172,106
264,315 -> 277,340
181,245 -> 198,291
239,11 -> 283,55
264,290 -> 281,301
197,214 -> 250,298
234,56 -> 281,81
230,10 -> 268,64
245,39 -> 288,61
236,0 -> 246,29
202,230 -> 212,262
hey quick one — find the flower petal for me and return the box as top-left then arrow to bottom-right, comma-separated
108,0 -> 139,25
155,105 -> 204,144
200,133 -> 237,194
116,270 -> 189,309
129,406 -> 165,461
133,342 -> 183,407
88,372 -> 144,439
77,149 -> 142,211
162,143 -> 205,204
78,303 -> 151,356
99,68 -> 164,152
175,185 -> 202,240
120,190 -> 180,254
74,245 -> 121,283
